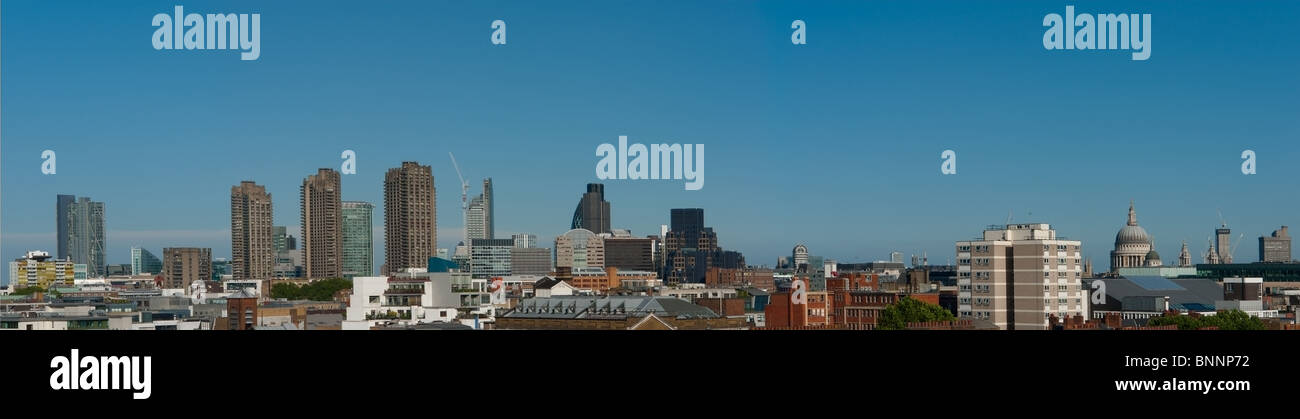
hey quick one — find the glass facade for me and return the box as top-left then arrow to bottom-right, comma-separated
341,201 -> 374,278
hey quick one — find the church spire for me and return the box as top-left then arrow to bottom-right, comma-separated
1127,200 -> 1138,226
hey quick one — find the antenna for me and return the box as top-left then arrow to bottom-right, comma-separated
448,152 -> 470,246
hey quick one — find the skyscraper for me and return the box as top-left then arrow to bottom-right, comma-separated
1216,224 -> 1234,264
663,208 -> 720,285
467,178 -> 495,240
1259,226 -> 1291,263
231,181 -> 275,280
342,201 -> 374,278
384,162 -> 436,274
162,247 -> 212,290
955,223 -> 1083,330
273,226 -> 293,253
66,196 -> 106,277
131,247 -> 162,275
56,194 -> 74,260
301,168 -> 343,279
570,183 -> 611,234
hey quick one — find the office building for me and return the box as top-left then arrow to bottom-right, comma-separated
162,248 -> 212,290
663,208 -> 729,285
955,223 -> 1084,330
512,233 -> 537,249
466,178 -> 494,240
570,183 -> 611,235
301,168 -> 342,279
212,258 -> 232,281
231,181 -> 275,280
273,226 -> 295,252
384,162 -> 436,274
341,201 -> 374,278
62,196 -> 106,277
555,229 -> 605,276
511,247 -> 552,276
604,236 -> 656,272
131,247 -> 162,275
56,195 -> 74,259
470,238 -> 514,279
1259,226 -> 1291,263
791,244 -> 809,270
1216,224 -> 1234,264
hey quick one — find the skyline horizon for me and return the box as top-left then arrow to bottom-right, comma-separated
3,171 -> 1290,282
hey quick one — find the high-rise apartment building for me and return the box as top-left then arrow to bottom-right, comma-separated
231,181 -> 275,280
466,178 -> 494,241
955,223 -> 1084,330
570,183 -> 611,235
64,196 -> 106,277
301,169 -> 343,279
342,201 -> 374,278
163,247 -> 212,290
384,162 -> 436,274
1259,226 -> 1291,263
131,247 -> 162,275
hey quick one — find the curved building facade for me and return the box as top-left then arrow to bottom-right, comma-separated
571,183 -> 611,235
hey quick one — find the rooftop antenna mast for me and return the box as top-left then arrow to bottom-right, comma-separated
449,152 -> 470,246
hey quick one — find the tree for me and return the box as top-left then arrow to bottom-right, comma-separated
1147,309 -> 1266,330
877,296 -> 955,330
11,286 -> 46,296
269,278 -> 352,301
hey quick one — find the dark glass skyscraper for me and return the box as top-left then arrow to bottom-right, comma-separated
670,208 -> 705,239
570,183 -> 611,234
663,208 -> 720,285
56,194 -> 74,259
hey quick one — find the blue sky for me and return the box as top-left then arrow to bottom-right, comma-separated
3,1 -> 1299,283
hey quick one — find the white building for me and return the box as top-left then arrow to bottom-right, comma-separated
342,272 -> 496,330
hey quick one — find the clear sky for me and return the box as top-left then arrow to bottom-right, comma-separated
3,1 -> 1299,284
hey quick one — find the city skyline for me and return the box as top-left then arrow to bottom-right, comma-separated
4,1 -> 1300,276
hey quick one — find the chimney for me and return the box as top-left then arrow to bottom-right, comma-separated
1163,296 -> 1171,312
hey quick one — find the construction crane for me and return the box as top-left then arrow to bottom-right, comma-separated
448,152 -> 470,246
